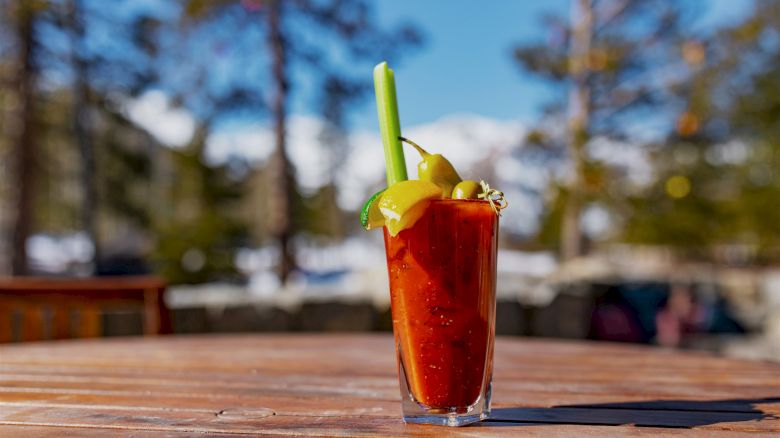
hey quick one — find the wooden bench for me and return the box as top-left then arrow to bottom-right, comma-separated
0,276 -> 170,342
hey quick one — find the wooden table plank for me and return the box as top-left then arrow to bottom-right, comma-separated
4,424 -> 780,438
2,376 -> 779,415
1,334 -> 779,436
0,425 -> 231,438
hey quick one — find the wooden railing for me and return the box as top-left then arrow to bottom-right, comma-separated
0,276 -> 170,342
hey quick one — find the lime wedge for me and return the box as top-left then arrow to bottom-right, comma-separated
360,189 -> 386,230
378,180 -> 441,236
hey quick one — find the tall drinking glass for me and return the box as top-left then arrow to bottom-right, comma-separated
383,198 -> 498,426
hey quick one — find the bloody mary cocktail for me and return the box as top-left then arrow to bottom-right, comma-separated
383,198 -> 498,425
368,61 -> 505,426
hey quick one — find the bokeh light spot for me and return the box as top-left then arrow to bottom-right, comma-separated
682,40 -> 706,65
665,175 -> 691,199
588,48 -> 608,71
676,111 -> 700,137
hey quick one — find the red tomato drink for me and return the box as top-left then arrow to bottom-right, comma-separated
383,199 -> 498,424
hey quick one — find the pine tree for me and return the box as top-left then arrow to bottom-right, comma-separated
180,0 -> 420,283
67,0 -> 99,272
6,0 -> 42,275
152,124 -> 247,284
513,1 -> 697,259
621,2 -> 780,263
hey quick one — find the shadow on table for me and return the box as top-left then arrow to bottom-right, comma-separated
484,397 -> 780,428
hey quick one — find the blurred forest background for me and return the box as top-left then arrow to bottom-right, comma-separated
1,0 -> 780,347
0,0 -> 421,282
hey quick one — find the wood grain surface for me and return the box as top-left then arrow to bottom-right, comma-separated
0,334 -> 779,436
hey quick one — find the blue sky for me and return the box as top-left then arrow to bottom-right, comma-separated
124,0 -> 755,134
315,0 -> 756,132
367,0 -> 566,128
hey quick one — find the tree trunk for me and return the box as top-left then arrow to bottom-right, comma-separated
9,1 -> 38,275
561,0 -> 592,261
266,0 -> 296,283
69,0 -> 100,274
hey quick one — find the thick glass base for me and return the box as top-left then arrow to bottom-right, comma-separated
398,354 -> 492,427
403,411 -> 488,427
400,388 -> 491,426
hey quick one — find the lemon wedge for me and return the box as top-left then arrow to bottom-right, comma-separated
378,180 -> 441,236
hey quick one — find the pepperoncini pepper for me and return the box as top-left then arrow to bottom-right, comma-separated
399,136 -> 462,197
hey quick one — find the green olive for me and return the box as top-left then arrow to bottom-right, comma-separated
451,180 -> 482,199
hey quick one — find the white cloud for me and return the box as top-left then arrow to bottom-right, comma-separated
205,123 -> 274,165
286,116 -> 336,192
205,115 -> 337,192
499,188 -> 542,236
338,114 -> 528,210
403,114 -> 526,179
336,130 -> 386,208
203,113 -> 537,235
124,91 -> 554,236
123,98 -> 662,239
496,156 -> 547,191
588,137 -> 653,186
125,90 -> 196,147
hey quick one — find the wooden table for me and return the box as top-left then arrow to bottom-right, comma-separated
0,334 -> 779,436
